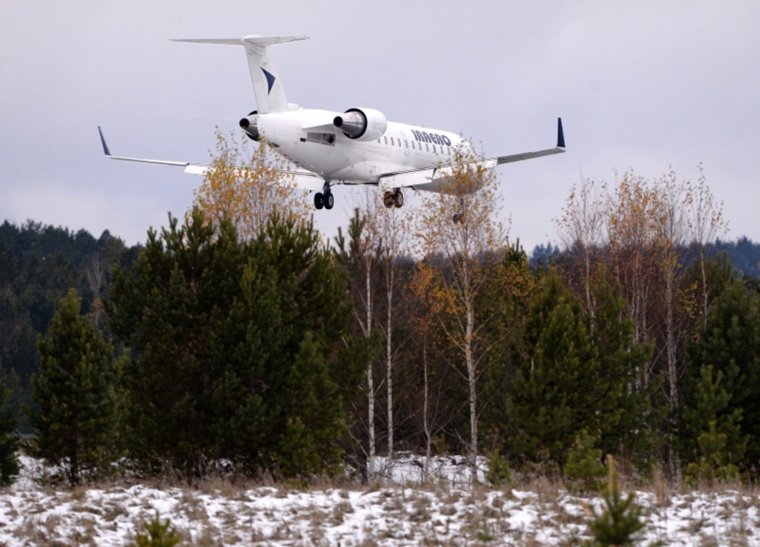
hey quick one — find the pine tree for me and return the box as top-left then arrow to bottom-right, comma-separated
683,278 -> 760,470
33,288 -> 124,483
586,456 -> 645,546
273,332 -> 343,478
682,365 -> 744,484
589,271 -> 659,469
507,271 -> 601,467
110,212 -> 366,478
564,429 -> 606,493
134,513 -> 182,547
0,383 -> 19,485
109,212 -> 243,475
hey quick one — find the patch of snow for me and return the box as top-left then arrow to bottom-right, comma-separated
0,455 -> 757,545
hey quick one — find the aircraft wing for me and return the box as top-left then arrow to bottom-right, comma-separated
98,127 -> 324,191
378,118 -> 565,193
98,127 -> 208,174
495,117 -> 566,165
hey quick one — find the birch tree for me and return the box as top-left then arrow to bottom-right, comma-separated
555,178 -> 606,321
377,198 -> 410,459
686,165 -> 728,329
415,148 -> 507,484
192,132 -> 309,239
335,205 -> 382,478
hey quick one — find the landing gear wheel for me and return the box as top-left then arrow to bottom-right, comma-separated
452,212 -> 464,224
383,191 -> 395,209
324,192 -> 335,210
393,190 -> 404,208
314,192 -> 324,210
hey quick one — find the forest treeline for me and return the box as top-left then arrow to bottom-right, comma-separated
2,147 -> 760,486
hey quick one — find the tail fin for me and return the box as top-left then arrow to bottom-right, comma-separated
173,35 -> 308,113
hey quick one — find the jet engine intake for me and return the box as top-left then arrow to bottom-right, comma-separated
239,111 -> 260,141
333,108 -> 387,141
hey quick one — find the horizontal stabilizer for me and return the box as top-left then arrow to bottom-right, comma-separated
173,35 -> 308,113
172,35 -> 308,47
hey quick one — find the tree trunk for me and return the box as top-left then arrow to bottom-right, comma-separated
365,257 -> 376,478
422,339 -> 431,483
700,246 -> 709,330
465,300 -> 478,486
664,256 -> 681,480
386,275 -> 394,459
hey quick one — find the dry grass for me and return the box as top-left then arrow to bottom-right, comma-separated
6,460 -> 760,546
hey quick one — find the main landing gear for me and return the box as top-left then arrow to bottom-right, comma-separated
452,197 -> 465,224
314,183 -> 334,210
383,189 -> 404,209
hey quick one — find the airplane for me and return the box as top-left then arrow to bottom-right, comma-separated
99,35 -> 565,220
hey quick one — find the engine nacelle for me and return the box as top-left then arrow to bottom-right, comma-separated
239,111 -> 260,141
333,108 -> 387,141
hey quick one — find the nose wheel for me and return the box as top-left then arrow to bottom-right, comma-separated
383,189 -> 404,209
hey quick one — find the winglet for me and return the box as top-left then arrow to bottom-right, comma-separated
557,117 -> 565,149
98,126 -> 111,156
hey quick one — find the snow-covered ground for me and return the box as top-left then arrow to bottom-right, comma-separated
0,454 -> 758,545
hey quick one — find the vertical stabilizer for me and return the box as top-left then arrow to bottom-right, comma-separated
173,35 -> 308,113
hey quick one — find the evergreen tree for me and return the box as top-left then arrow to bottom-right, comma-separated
589,272 -> 659,469
33,288 -> 124,483
681,365 -> 744,484
110,212 -> 244,475
506,270 -> 601,467
0,383 -> 19,485
109,211 -> 366,478
479,239 -> 537,455
586,456 -> 645,546
564,429 -> 606,493
134,513 -> 182,547
683,278 -> 760,471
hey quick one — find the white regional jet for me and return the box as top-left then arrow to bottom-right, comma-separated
99,35 -> 565,217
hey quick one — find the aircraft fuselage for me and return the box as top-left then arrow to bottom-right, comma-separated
258,109 -> 470,184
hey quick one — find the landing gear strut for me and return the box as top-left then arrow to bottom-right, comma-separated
383,189 -> 404,209
314,183 -> 334,210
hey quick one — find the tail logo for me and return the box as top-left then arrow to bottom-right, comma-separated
261,68 -> 276,94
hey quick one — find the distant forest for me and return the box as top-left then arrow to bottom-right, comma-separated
531,236 -> 760,280
0,220 -> 140,431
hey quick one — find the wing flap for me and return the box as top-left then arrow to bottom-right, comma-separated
378,158 -> 498,193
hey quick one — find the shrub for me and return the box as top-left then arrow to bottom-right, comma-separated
564,429 -> 606,493
586,456 -> 645,546
134,513 -> 182,547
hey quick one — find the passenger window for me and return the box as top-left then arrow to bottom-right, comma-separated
390,137 -> 395,146
425,143 -> 429,152
384,136 -> 388,144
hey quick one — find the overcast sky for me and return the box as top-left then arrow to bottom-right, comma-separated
2,1 -> 759,250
